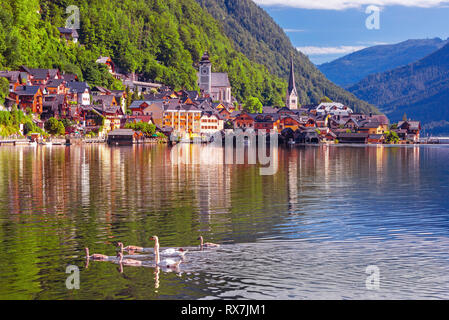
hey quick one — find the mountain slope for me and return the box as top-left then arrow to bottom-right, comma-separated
0,0 -> 287,105
195,0 -> 379,114
318,38 -> 448,87
348,42 -> 449,133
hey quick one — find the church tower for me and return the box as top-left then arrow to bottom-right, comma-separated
199,51 -> 212,95
286,57 -> 299,109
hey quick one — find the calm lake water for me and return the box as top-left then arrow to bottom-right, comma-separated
0,144 -> 448,300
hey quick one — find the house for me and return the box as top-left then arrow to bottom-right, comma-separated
200,112 -> 224,134
357,121 -> 384,135
163,104 -> 202,134
254,114 -> 280,133
316,102 -> 353,116
96,56 -> 116,74
129,100 -> 165,127
279,115 -> 303,132
233,112 -> 255,130
367,134 -> 385,144
12,86 -> 43,113
57,27 -> 79,43
135,101 -> 165,127
46,79 -> 66,95
397,121 -> 421,141
67,82 -> 91,105
0,71 -> 22,92
337,132 -> 369,144
107,129 -> 136,145
41,94 -> 68,120
19,66 -> 60,86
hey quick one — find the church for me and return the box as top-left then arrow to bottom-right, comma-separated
197,52 -> 232,104
286,57 -> 299,109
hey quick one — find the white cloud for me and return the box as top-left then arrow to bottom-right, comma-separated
254,0 -> 449,10
297,45 -> 367,55
284,28 -> 306,32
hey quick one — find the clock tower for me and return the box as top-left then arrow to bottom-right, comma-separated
199,51 -> 212,95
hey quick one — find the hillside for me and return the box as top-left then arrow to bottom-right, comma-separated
318,38 -> 448,88
195,0 -> 379,114
348,42 -> 449,133
0,0 -> 287,105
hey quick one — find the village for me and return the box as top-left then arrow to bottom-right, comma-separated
0,49 -> 422,146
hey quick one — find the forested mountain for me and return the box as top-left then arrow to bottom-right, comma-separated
0,0 -> 287,105
348,42 -> 449,134
196,0 -> 379,114
319,38 -> 448,87
0,0 -> 378,113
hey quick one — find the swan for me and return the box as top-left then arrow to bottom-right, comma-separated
117,241 -> 186,258
85,247 -> 116,261
198,236 -> 220,249
116,252 -> 143,267
151,236 -> 183,269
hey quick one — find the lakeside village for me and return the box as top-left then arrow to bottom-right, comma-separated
0,50 -> 422,146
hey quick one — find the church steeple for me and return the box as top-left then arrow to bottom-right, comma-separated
286,56 -> 298,109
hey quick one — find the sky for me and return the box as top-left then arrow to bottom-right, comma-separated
255,0 -> 449,64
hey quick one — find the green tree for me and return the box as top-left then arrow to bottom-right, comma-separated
385,131 -> 400,144
242,97 -> 263,114
44,117 -> 65,136
320,96 -> 333,103
0,77 -> 9,105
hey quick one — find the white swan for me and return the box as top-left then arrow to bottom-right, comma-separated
151,236 -> 183,269
117,241 -> 187,257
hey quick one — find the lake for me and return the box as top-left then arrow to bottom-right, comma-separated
0,144 -> 448,299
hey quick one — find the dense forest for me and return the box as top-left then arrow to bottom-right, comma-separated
0,0 -> 287,105
196,0 -> 379,114
349,42 -> 449,133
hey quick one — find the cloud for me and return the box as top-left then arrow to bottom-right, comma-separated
284,28 -> 306,32
254,0 -> 449,10
297,45 -> 367,55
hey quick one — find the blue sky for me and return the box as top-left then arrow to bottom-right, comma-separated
256,1 -> 449,64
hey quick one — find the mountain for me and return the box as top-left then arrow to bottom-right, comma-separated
195,0 -> 379,114
348,42 -> 449,134
318,38 -> 449,88
0,0 -> 379,114
0,0 -> 287,105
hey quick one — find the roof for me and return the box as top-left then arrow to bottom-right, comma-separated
337,132 -> 369,139
67,81 -> 90,93
262,106 -> 278,114
287,57 -> 297,96
46,79 -> 65,87
0,71 -> 20,82
109,129 -> 134,136
14,85 -> 41,96
93,95 -> 116,107
211,73 -> 230,88
57,27 -> 79,38
61,73 -> 77,82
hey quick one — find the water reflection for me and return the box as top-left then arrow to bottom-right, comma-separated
0,144 -> 448,299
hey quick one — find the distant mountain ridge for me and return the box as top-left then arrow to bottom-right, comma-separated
318,38 -> 449,87
348,42 -> 449,134
196,0 -> 379,115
